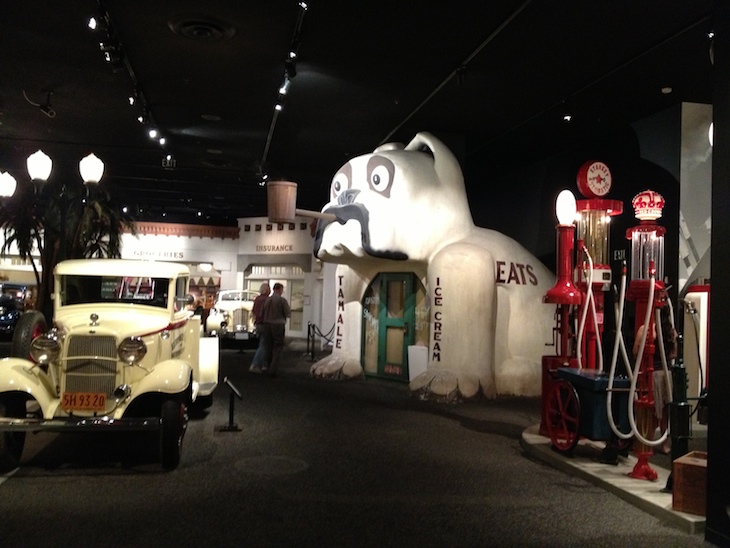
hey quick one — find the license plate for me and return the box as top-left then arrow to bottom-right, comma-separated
234,332 -> 249,340
62,392 -> 107,412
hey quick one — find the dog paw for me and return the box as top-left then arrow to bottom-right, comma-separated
310,354 -> 364,380
409,367 -> 492,402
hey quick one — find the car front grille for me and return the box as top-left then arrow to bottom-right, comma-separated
64,335 -> 118,396
231,309 -> 247,329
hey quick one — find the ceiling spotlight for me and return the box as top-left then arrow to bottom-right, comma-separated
274,103 -> 283,111
39,103 -> 56,118
159,137 -> 166,146
137,111 -> 149,124
23,90 -> 56,118
279,75 -> 291,95
88,16 -> 98,30
661,86 -> 673,95
298,1 -> 308,10
148,128 -> 158,139
563,113 -> 572,123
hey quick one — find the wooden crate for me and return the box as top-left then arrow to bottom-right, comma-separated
672,451 -> 707,516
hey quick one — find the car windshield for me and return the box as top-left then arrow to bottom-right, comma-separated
221,292 -> 244,301
60,275 -> 170,308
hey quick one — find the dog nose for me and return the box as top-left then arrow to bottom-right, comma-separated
337,189 -> 360,205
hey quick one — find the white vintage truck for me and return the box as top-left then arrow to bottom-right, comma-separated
0,259 -> 219,471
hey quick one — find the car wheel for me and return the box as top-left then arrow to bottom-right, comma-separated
10,311 -> 47,359
160,399 -> 187,470
0,396 -> 26,472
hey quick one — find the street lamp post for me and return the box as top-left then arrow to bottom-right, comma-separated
0,149 -> 105,318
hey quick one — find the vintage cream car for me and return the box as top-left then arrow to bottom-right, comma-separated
204,289 -> 258,341
0,259 -> 219,471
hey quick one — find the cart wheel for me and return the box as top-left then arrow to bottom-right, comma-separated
546,379 -> 581,454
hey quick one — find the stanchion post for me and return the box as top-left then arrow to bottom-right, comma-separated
217,376 -> 243,433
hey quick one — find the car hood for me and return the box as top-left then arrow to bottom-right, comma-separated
54,306 -> 180,338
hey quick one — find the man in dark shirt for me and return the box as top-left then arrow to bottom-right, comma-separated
262,282 -> 291,377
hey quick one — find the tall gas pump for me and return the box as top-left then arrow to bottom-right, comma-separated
574,161 -> 623,370
624,189 -> 668,481
540,161 -> 622,438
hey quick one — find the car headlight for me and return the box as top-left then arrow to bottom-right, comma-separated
30,331 -> 61,365
118,337 -> 147,365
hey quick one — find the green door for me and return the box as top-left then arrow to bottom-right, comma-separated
377,273 -> 415,380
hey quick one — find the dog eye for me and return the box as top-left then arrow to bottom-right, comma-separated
331,171 -> 349,199
366,158 -> 394,197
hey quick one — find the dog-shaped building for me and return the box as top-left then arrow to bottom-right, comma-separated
310,132 -> 555,400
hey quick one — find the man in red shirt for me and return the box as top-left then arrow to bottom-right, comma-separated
249,283 -> 271,373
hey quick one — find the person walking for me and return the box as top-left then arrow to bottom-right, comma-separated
262,282 -> 290,378
249,283 -> 270,374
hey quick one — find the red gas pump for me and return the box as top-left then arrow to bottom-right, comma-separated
624,189 -> 668,481
574,161 -> 623,370
540,161 -> 622,437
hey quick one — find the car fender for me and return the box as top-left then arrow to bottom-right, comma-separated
0,358 -> 59,417
129,359 -> 192,402
197,336 -> 220,397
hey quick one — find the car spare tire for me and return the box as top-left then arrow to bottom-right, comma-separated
10,311 -> 47,359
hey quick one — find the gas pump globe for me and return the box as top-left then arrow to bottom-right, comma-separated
628,189 -> 666,283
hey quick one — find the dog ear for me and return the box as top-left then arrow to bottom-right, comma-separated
405,132 -> 463,190
373,142 -> 404,153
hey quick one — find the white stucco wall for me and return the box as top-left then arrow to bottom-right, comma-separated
121,232 -> 239,288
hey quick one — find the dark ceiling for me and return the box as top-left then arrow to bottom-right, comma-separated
0,1 -> 714,226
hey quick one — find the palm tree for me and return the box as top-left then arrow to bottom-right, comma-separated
0,175 -> 135,321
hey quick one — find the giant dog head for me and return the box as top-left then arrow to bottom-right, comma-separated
313,132 -> 474,264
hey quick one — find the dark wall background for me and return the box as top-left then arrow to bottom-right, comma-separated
463,113 -> 681,315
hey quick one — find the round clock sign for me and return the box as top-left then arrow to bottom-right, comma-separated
576,160 -> 612,198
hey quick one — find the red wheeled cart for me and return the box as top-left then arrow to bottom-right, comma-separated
546,367 -> 631,455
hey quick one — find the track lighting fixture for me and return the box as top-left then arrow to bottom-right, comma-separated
284,58 -> 297,78
88,4 -> 169,148
261,1 -> 307,170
